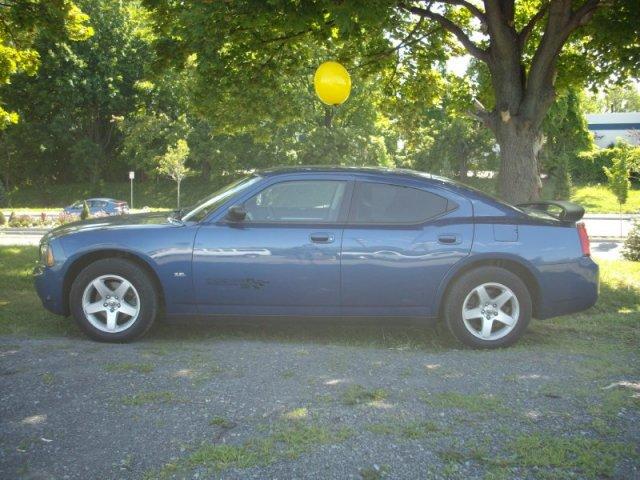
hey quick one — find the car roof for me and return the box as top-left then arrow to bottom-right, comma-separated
258,165 -> 446,182
86,198 -> 118,202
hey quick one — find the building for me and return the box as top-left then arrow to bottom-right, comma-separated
586,112 -> 640,148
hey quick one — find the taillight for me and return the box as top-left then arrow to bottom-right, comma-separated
577,223 -> 590,256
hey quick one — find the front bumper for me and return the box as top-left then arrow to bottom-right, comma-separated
33,264 -> 67,316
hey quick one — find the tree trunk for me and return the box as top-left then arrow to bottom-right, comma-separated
495,120 -> 541,204
177,179 -> 181,209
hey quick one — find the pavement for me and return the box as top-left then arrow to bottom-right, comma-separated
1,329 -> 638,480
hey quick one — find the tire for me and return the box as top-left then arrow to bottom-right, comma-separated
444,266 -> 532,349
69,258 -> 158,342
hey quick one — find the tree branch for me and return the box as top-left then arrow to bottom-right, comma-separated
440,0 -> 487,23
400,3 -> 489,62
517,3 -> 548,50
521,0 -> 603,125
566,0 -> 602,31
356,18 -> 434,69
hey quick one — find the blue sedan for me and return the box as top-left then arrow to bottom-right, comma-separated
63,198 -> 129,216
34,167 -> 598,348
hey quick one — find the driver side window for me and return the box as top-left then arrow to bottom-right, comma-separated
243,180 -> 347,223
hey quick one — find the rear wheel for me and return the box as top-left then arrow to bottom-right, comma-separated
444,266 -> 531,348
70,258 -> 158,342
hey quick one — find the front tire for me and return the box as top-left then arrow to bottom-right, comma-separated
444,266 -> 532,349
69,258 -> 158,342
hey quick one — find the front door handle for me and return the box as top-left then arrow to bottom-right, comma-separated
438,234 -> 461,245
310,232 -> 335,244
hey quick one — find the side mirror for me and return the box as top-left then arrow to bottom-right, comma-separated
226,205 -> 247,222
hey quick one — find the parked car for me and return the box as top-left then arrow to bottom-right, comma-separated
35,167 -> 598,347
63,198 -> 129,216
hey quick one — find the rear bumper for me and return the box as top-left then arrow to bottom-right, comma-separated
535,256 -> 599,319
33,264 -> 67,316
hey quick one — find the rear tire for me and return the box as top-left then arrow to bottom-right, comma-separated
444,266 -> 531,349
70,258 -> 158,342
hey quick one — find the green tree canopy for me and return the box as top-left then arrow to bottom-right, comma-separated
0,0 -> 93,128
142,0 -> 640,203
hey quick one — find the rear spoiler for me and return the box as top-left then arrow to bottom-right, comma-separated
517,200 -> 585,223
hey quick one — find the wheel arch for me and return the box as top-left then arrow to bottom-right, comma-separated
436,255 -> 541,319
62,249 -> 165,316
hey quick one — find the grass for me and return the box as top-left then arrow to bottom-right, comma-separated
367,419 -> 443,439
460,177 -> 640,214
341,384 -> 389,406
149,420 -> 353,478
208,416 -> 235,428
508,433 -> 636,478
570,184 -> 640,214
120,391 -> 176,406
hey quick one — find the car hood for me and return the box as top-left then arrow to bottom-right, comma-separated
44,212 -> 177,241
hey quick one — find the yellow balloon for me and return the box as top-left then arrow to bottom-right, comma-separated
313,61 -> 351,106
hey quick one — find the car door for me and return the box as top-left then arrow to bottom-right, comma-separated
340,180 -> 473,316
192,177 -> 352,315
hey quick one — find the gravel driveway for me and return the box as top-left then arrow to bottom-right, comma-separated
1,318 -> 638,479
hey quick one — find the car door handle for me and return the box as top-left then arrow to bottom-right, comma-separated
438,234 -> 460,245
310,232 -> 335,244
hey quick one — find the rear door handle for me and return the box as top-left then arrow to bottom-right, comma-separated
310,232 -> 335,244
438,234 -> 461,245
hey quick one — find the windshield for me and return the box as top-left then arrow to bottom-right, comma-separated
182,175 -> 261,222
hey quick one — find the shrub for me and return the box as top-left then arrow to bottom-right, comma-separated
10,214 -> 33,228
622,221 -> 640,261
573,148 -> 615,183
0,182 -> 6,208
58,211 -> 77,225
81,200 -> 90,220
0,211 -> 5,226
40,212 -> 47,224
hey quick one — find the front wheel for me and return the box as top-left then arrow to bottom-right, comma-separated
444,266 -> 532,348
69,258 -> 158,342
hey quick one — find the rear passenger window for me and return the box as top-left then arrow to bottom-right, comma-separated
349,182 -> 450,224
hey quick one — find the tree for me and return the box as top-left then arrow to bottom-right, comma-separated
0,0 -> 151,186
622,221 -> 640,262
539,89 -> 593,199
584,82 -> 640,113
156,139 -> 191,209
143,0 -> 640,204
0,0 -> 93,128
603,148 -> 630,236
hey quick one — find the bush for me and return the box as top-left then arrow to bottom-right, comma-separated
622,221 -> 640,261
58,211 -> 77,225
0,182 -> 6,208
9,214 -> 33,228
573,149 -> 615,183
0,211 -> 5,226
81,200 -> 90,220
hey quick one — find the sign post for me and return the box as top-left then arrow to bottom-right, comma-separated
129,171 -> 135,209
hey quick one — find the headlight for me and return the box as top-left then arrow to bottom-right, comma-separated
40,243 -> 55,267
